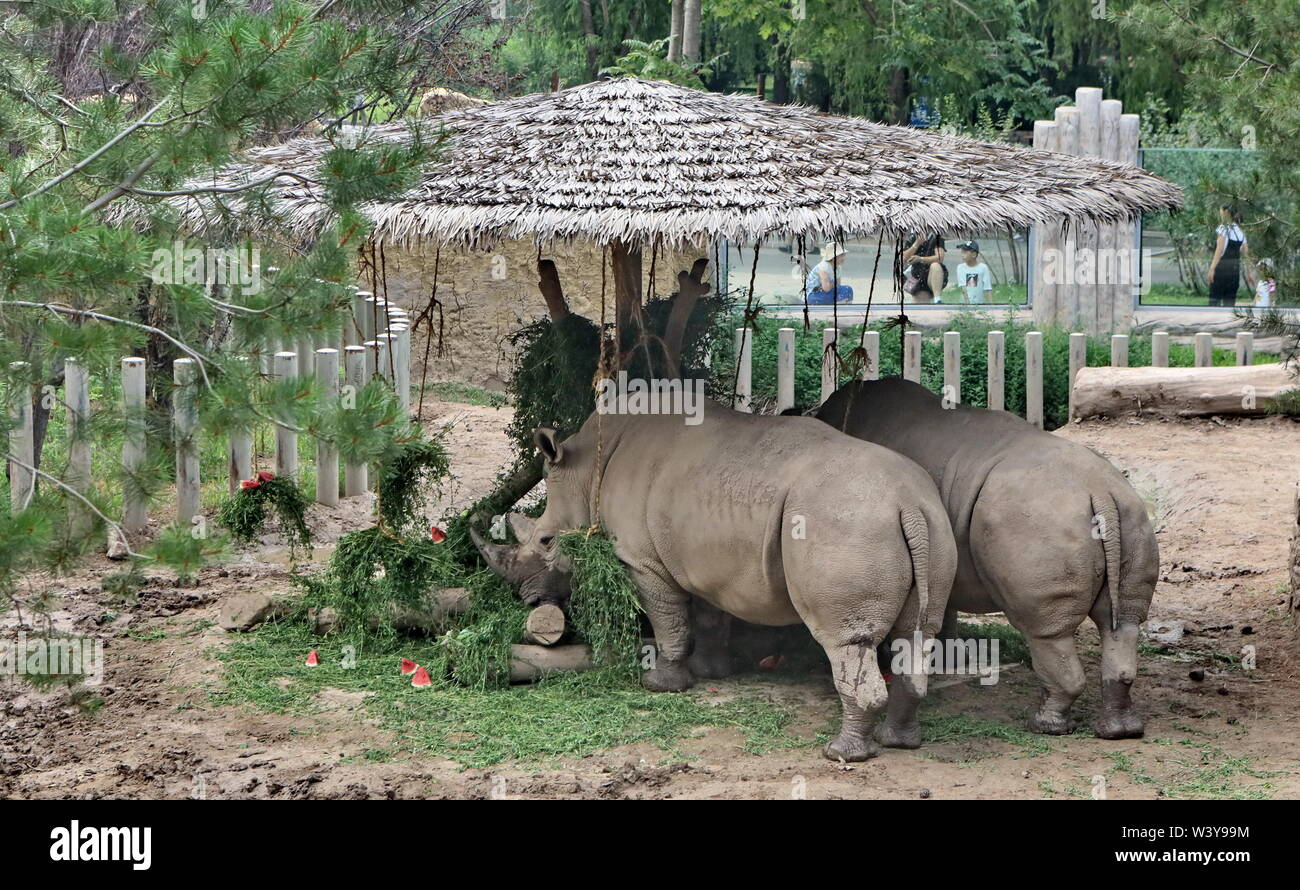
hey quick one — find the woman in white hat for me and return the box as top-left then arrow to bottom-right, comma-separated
804,241 -> 854,305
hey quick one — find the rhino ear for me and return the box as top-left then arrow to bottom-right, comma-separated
533,427 -> 563,465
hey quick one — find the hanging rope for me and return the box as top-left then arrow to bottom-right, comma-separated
730,240 -> 762,409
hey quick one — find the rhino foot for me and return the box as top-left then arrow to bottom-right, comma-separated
823,733 -> 879,763
687,649 -> 735,679
1027,710 -> 1077,735
874,722 -> 923,750
641,662 -> 694,693
1095,710 -> 1144,740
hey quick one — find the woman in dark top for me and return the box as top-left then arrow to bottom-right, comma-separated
1207,205 -> 1254,307
902,232 -> 948,303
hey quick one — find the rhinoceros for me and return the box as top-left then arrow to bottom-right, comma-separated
813,378 -> 1158,739
472,400 -> 957,761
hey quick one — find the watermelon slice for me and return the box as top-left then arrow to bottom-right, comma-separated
400,658 -> 417,676
410,665 -> 432,688
429,526 -> 447,543
240,479 -> 260,490
257,470 -> 275,482
305,650 -> 320,667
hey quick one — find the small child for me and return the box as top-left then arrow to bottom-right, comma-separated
1255,258 -> 1276,308
954,241 -> 992,304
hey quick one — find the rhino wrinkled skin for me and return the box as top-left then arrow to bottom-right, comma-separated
476,400 -> 958,761
814,378 -> 1159,739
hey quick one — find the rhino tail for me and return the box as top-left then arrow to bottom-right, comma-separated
1092,493 -> 1123,632
899,507 -> 930,630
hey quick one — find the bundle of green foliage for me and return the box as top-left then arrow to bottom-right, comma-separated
218,472 -> 312,556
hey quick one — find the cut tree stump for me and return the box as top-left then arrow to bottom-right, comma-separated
524,603 -> 566,645
508,644 -> 594,683
1072,363 -> 1297,419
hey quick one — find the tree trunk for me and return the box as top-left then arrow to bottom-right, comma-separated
668,0 -> 684,62
610,240 -> 644,338
771,38 -> 791,104
1072,363 -> 1298,419
662,258 -> 711,375
682,0 -> 702,63
579,0 -> 598,81
887,66 -> 910,124
508,644 -> 594,683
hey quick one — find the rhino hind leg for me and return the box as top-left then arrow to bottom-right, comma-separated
874,631 -> 932,749
1090,598 -> 1145,739
1023,632 -> 1087,735
822,639 -> 890,762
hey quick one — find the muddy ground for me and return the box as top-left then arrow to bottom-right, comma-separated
2,396 -> 1298,800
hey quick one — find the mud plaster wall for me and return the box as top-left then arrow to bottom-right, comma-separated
368,239 -> 709,391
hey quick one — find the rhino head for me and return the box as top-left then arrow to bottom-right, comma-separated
471,427 -> 590,607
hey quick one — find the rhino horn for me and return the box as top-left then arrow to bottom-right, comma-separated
470,524 -> 526,584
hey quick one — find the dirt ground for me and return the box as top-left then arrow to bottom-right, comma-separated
3,396 -> 1299,800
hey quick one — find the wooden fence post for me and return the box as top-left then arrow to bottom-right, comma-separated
1111,333 -> 1129,367
1068,332 -> 1087,420
862,330 -> 880,381
943,331 -> 961,406
392,323 -> 411,414
315,348 -> 339,506
903,331 -> 922,383
173,358 -> 201,526
734,327 -> 752,413
65,357 -> 92,534
1236,331 -> 1254,366
7,362 -> 34,512
1151,331 -> 1169,367
1195,332 -> 1213,367
273,351 -> 298,479
227,356 -> 253,495
343,346 -> 368,497
121,357 -> 148,533
1025,331 -> 1044,428
777,327 -> 795,412
987,330 -> 1005,411
821,327 -> 838,403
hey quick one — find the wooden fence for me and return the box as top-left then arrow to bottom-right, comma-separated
6,286 -> 412,531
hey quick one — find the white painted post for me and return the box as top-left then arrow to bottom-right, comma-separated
363,339 -> 379,379
65,357 -> 92,533
351,290 -> 370,346
862,330 -> 880,381
273,351 -> 299,479
315,348 -> 339,506
376,333 -> 395,388
1025,331 -> 1044,429
1236,331 -> 1254,366
1195,332 -> 1213,367
734,327 -> 752,413
296,333 -> 316,378
121,357 -> 147,533
987,330 -> 1005,411
820,327 -> 838,403
343,346 -> 368,497
361,294 -> 379,344
1068,332 -> 1087,420
228,356 -> 253,495
943,331 -> 961,406
7,362 -> 34,511
777,327 -> 795,412
173,358 -> 201,526
391,324 -> 411,413
903,331 -> 922,383
1111,334 -> 1129,367
1151,331 -> 1170,367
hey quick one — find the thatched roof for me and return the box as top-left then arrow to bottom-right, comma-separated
168,78 -> 1182,249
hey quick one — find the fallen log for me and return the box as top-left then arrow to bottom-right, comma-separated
523,603 -> 566,645
508,644 -> 594,683
1072,363 -> 1297,419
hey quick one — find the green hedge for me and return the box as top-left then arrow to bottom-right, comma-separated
711,312 -> 1277,430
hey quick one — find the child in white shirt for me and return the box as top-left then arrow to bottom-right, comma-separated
1255,258 -> 1276,308
954,241 -> 993,304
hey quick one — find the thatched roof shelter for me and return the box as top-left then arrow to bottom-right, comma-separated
176,77 -> 1181,252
